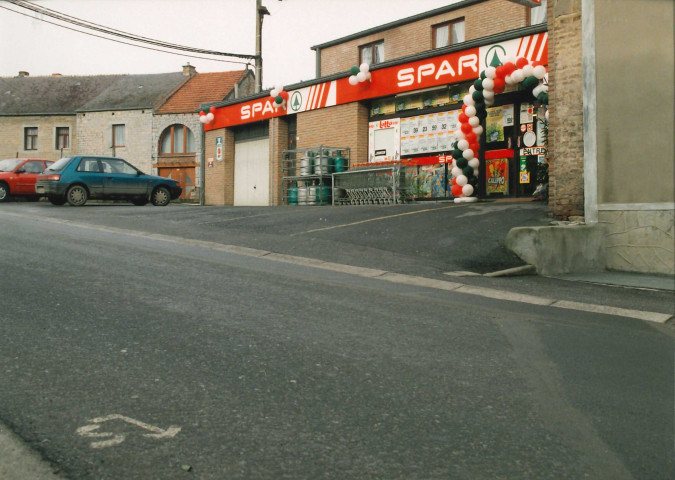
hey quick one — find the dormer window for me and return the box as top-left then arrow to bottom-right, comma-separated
360,41 -> 384,66
433,19 -> 465,48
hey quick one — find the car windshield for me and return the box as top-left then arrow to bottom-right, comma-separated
45,157 -> 73,172
0,159 -> 23,172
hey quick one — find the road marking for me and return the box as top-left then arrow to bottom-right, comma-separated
2,210 -> 672,324
291,205 -> 457,235
76,414 -> 181,449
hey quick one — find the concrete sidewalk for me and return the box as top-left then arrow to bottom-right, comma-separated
0,423 -> 65,479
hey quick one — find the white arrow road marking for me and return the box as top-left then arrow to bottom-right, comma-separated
76,414 -> 181,449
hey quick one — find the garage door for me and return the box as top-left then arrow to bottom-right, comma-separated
234,138 -> 269,206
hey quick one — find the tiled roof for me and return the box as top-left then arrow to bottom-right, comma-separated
0,72 -> 187,115
155,70 -> 248,114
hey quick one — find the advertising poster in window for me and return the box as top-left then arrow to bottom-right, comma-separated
486,107 -> 505,143
368,119 -> 400,162
486,158 -> 509,194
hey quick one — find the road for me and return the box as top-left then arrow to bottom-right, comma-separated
0,203 -> 673,479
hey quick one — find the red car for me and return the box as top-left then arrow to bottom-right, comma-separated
0,158 -> 54,202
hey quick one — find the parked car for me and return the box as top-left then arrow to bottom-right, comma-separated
0,158 -> 55,202
35,156 -> 182,206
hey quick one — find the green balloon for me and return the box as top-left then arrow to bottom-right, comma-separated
350,66 -> 360,76
456,157 -> 468,169
523,75 -> 539,90
462,166 -> 474,176
275,95 -> 283,104
472,90 -> 484,102
538,92 -> 549,104
473,79 -> 484,91
452,149 -> 463,159
474,102 -> 486,111
480,71 -> 487,80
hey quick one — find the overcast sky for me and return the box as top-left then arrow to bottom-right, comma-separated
0,0 -> 457,89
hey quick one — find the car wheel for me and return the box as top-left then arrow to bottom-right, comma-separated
132,198 -> 148,206
0,183 -> 9,202
151,186 -> 171,206
66,185 -> 88,206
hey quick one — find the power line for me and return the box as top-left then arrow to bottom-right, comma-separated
4,0 -> 258,60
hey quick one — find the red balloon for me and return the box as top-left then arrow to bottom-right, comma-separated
451,177 -> 457,185
458,113 -> 469,124
461,122 -> 473,134
209,106 -> 216,114
493,78 -> 506,93
465,131 -> 477,143
470,142 -> 480,152
462,104 -> 468,113
199,111 -> 206,116
495,65 -> 506,78
516,57 -> 529,69
280,90 -> 289,100
503,62 -> 516,75
451,184 -> 463,197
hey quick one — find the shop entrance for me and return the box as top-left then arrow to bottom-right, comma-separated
480,94 -> 547,199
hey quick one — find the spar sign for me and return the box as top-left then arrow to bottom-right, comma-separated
204,33 -> 547,130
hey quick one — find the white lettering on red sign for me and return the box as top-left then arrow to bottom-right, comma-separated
241,100 -> 275,120
396,54 -> 479,88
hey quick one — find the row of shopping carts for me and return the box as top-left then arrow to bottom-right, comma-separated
332,166 -> 411,205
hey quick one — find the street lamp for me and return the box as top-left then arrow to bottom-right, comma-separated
255,0 -> 270,93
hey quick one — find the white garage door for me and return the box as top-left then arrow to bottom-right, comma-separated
234,138 -> 269,206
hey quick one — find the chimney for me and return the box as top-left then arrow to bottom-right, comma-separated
18,71 -> 29,77
182,63 -> 196,77
52,73 -> 62,77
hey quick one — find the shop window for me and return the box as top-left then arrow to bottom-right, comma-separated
24,127 -> 38,150
112,124 -> 125,148
360,40 -> 384,66
530,0 -> 547,25
55,127 -> 69,149
433,19 -> 465,48
159,124 -> 196,155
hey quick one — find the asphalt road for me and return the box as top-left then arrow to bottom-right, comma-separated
0,202 -> 673,479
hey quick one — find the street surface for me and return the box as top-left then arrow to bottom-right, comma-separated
0,201 -> 673,479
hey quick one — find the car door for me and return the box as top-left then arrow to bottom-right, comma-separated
75,158 -> 105,197
101,158 -> 149,197
14,160 -> 46,194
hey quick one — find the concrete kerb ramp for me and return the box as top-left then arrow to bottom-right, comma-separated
505,223 -> 607,276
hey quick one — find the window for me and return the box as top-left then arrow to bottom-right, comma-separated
24,127 -> 38,150
360,41 -> 384,66
434,19 -> 465,48
112,124 -> 125,148
530,0 -> 547,25
22,161 -> 44,173
56,127 -> 69,149
159,124 -> 196,155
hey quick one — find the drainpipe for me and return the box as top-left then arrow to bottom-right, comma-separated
200,126 -> 206,206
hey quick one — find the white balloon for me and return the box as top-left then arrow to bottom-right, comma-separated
360,62 -> 370,73
469,116 -> 480,127
454,129 -> 465,141
482,78 -> 494,91
468,158 -> 480,169
463,94 -> 475,106
542,84 -> 549,92
458,139 -> 469,151
474,168 -> 479,177
484,98 -> 495,107
366,72 -> 372,81
482,90 -> 494,101
276,84 -> 284,93
457,175 -> 468,186
451,167 -> 462,178
533,65 -> 547,79
348,75 -> 358,85
270,88 -> 279,98
485,66 -> 496,79
532,85 -> 544,98
473,125 -> 484,136
356,71 -> 367,82
511,70 -> 525,83
206,112 -> 215,122
545,109 -> 549,121
504,55 -> 516,65
199,115 -> 208,124
465,105 -> 477,117
522,64 -> 534,77
462,149 -> 474,160
462,184 -> 474,196
505,75 -> 515,85
469,85 -> 476,95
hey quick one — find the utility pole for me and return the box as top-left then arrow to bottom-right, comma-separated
255,0 -> 270,93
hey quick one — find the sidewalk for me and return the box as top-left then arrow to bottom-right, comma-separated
0,423 -> 65,479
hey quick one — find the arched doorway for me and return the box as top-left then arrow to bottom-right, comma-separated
157,123 -> 197,200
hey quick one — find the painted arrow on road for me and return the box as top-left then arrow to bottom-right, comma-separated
76,414 -> 181,449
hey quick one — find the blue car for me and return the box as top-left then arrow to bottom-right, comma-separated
36,156 -> 182,207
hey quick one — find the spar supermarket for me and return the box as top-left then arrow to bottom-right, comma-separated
201,0 -> 549,206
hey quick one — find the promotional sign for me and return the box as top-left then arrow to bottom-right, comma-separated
368,118 -> 400,162
206,33 -> 547,130
215,137 -> 223,162
486,158 -> 509,194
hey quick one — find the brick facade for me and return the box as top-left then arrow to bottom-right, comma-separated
317,0 -> 528,77
204,128 -> 234,205
546,0 -> 584,220
0,115 -> 76,161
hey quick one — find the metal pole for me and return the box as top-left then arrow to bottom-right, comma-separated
255,0 -> 263,93
200,127 -> 206,206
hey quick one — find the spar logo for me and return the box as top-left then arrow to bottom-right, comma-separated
484,45 -> 507,68
396,54 -> 478,88
290,91 -> 303,112
240,99 -> 276,120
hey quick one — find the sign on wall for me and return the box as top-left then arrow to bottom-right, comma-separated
368,119 -> 400,162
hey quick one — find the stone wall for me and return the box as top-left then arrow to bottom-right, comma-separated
0,115 -> 76,161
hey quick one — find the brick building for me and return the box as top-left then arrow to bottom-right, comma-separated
203,0 -> 548,207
